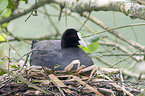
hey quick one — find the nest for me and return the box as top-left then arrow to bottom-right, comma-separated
0,61 -> 143,96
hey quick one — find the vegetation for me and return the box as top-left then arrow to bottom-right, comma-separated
0,0 -> 145,95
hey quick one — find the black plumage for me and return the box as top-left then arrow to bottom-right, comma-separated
30,28 -> 93,70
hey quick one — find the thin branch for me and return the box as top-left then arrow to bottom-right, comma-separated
78,12 -> 91,31
102,74 -> 134,96
0,34 -> 59,43
1,0 -> 145,25
43,6 -> 60,36
109,49 -> 139,68
82,12 -> 145,52
79,71 -> 97,90
84,23 -> 145,37
0,32 -> 21,57
94,57 -> 112,66
100,53 -> 145,56
136,0 -> 145,5
94,55 -> 145,79
123,69 -> 145,79
3,28 -> 30,44
0,0 -> 49,24
98,41 -> 141,61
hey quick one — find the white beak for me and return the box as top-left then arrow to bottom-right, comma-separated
77,32 -> 87,48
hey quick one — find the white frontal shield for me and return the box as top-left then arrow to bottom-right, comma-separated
77,32 -> 87,48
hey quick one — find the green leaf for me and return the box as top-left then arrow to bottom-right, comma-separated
2,23 -> 9,27
0,0 -> 14,16
0,60 -> 5,64
3,9 -> 11,17
0,60 -> 6,76
0,0 -> 8,10
0,70 -> 6,76
10,65 -> 19,69
0,10 -> 4,15
82,42 -> 99,53
0,33 -> 7,41
10,65 -> 20,71
0,9 -> 12,18
19,0 -> 26,1
88,42 -> 99,52
7,0 -> 15,9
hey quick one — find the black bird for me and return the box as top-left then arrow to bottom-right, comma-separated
30,28 -> 93,71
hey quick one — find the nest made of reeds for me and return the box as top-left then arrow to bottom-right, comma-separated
0,60 -> 144,96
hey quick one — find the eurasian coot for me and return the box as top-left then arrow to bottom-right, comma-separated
30,28 -> 93,70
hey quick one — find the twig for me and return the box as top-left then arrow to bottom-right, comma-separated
0,0 -> 49,24
94,57 -> 112,66
100,53 -> 145,56
74,76 -> 104,96
79,70 -> 97,90
0,78 -> 13,89
3,28 -> 30,44
78,12 -> 91,31
102,75 -> 134,96
98,41 -> 141,61
82,12 -> 145,52
137,72 -> 143,81
131,27 -> 138,42
18,53 -> 30,73
109,49 -> 139,68
120,69 -> 126,95
51,4 -> 94,33
0,34 -> 59,43
43,6 -> 60,36
123,69 -> 145,79
89,80 -> 145,86
0,66 -> 56,95
24,11 -> 33,22
58,0 -> 66,21
0,32 -> 21,57
136,0 -> 145,5
84,23 -> 145,37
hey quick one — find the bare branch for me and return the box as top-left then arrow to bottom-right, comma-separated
100,53 -> 145,56
0,0 -> 48,24
82,12 -> 145,51
98,41 -> 142,61
1,0 -> 145,24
